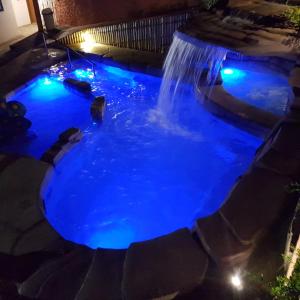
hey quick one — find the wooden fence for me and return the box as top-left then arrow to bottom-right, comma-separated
59,8 -> 201,53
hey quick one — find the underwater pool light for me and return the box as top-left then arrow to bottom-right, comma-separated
43,77 -> 52,85
223,68 -> 234,75
221,68 -> 246,81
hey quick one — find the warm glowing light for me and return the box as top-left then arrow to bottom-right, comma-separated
81,32 -> 96,52
223,68 -> 234,75
230,274 -> 243,290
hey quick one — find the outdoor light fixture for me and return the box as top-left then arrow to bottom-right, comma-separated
81,32 -> 96,52
230,273 -> 243,291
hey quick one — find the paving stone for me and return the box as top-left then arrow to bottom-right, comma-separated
12,221 -> 61,256
196,213 -> 253,269
0,225 -> 20,254
38,247 -> 93,300
76,249 -> 126,300
0,154 -> 20,173
0,251 -> 58,283
182,10 -> 298,58
292,96 -> 300,107
19,247 -> 91,299
289,67 -> 300,88
0,157 -> 53,232
254,147 -> 300,179
271,121 -> 300,159
221,167 -> 294,245
287,107 -> 300,122
122,229 -> 208,300
293,87 -> 300,97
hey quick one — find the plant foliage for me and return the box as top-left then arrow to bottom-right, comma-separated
201,0 -> 219,10
270,251 -> 300,300
284,7 -> 300,28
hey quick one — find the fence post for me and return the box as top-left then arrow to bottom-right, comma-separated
32,0 -> 44,32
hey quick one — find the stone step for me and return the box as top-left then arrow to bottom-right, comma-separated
76,249 -> 126,300
19,247 -> 91,299
196,213 -> 253,269
0,251 -> 58,283
220,167 -> 297,245
122,228 -> 208,300
37,247 -> 93,300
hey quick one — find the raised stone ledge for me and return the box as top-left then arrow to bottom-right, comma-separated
122,229 -> 208,300
41,128 -> 83,166
254,147 -> 300,179
0,157 -> 54,255
270,121 -> 300,159
198,84 -> 280,130
195,213 -> 253,269
220,166 -> 296,245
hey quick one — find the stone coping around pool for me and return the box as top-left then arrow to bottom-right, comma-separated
182,9 -> 300,58
198,83 -> 281,131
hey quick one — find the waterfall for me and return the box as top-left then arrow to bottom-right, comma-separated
156,31 -> 228,121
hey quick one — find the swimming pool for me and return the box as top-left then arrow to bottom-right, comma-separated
221,60 -> 293,116
3,61 -> 261,249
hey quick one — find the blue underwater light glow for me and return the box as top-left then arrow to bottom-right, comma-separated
221,68 -> 246,81
43,77 -> 52,85
3,60 -> 262,249
222,68 -> 234,75
221,61 -> 292,116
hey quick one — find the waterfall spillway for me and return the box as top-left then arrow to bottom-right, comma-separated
157,31 -> 228,121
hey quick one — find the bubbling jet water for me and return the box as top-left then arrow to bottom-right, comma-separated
154,31 -> 228,126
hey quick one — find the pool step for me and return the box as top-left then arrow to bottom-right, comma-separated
122,228 -> 208,300
19,247 -> 93,299
75,249 -> 126,300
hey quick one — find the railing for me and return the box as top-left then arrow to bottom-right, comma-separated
43,32 -> 97,75
59,8 -> 201,53
66,47 -> 96,76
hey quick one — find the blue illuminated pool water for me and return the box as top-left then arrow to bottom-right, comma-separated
221,60 -> 293,116
4,61 -> 261,249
